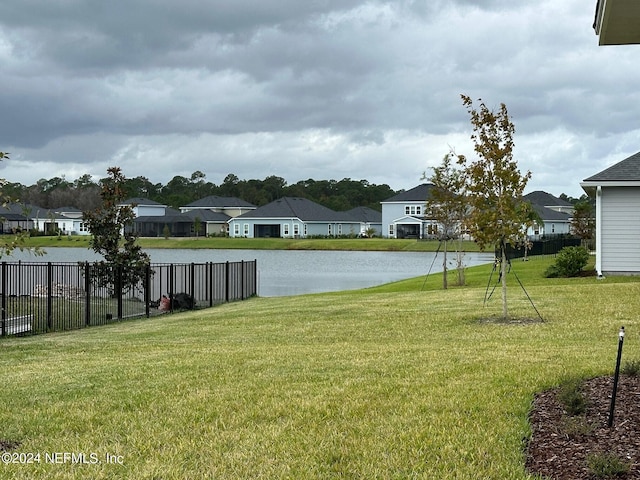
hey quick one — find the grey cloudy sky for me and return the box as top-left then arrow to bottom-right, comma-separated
0,0 -> 637,198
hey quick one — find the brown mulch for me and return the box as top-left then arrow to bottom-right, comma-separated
526,375 -> 640,479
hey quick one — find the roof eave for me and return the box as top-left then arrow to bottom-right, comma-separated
580,180 -> 640,197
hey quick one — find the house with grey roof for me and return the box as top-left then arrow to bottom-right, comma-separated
523,191 -> 573,240
121,198 -> 168,217
344,207 -> 382,237
581,151 -> 640,276
180,196 -> 256,236
0,203 -> 33,234
227,197 -> 363,238
380,184 -> 439,238
180,196 -> 256,216
523,191 -> 574,215
28,205 -> 91,235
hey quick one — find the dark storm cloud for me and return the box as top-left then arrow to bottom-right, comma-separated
0,0 -> 638,197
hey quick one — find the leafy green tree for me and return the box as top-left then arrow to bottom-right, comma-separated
570,201 -> 595,248
83,167 -> 150,295
193,216 -> 202,238
518,201 -> 543,261
456,95 -> 532,320
424,152 -> 468,289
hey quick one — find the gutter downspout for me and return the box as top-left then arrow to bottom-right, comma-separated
596,185 -> 603,278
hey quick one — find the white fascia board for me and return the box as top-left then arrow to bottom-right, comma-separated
581,180 -> 640,188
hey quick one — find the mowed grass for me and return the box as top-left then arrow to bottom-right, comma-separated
0,255 -> 638,479
23,235 -> 480,252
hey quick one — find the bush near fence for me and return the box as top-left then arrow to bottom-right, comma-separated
0,260 -> 257,337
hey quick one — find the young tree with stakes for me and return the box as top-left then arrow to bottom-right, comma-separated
83,167 -> 150,296
424,152 -> 468,289
456,95 -> 533,320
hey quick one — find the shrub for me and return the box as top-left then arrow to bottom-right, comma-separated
622,359 -> 640,376
557,377 -> 587,416
545,246 -> 590,278
586,452 -> 630,478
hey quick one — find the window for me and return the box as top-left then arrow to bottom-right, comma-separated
234,223 -> 240,236
243,224 -> 249,236
283,224 -> 290,236
294,224 -> 299,236
304,224 -> 308,236
405,205 -> 422,216
79,222 -> 89,232
328,224 -> 333,236
337,224 -> 342,235
388,224 -> 394,236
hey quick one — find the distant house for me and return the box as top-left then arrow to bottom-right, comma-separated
523,191 -> 573,240
581,151 -> 640,276
120,198 -> 167,217
133,209 -> 195,237
344,207 -> 382,237
380,184 -> 438,238
523,191 -> 574,215
180,196 -> 256,236
180,196 -> 256,217
29,205 -> 90,236
227,197 -> 362,238
0,204 -> 33,234
525,204 -> 572,241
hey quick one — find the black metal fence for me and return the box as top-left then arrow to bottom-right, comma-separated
0,260 -> 257,337
501,237 -> 583,259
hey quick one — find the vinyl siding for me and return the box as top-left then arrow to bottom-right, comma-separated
601,187 -> 640,273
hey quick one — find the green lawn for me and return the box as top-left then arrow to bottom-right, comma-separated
24,235 -> 480,252
0,255 -> 637,479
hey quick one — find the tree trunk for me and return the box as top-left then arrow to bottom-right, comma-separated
442,240 -> 448,290
501,243 -> 508,320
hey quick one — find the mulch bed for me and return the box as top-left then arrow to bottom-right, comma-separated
526,375 -> 640,479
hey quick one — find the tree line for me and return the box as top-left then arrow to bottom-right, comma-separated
3,172 -> 397,212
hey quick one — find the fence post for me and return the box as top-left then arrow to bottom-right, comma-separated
225,261 -> 230,303
145,264 -> 151,318
253,259 -> 257,297
169,264 -> 174,312
241,260 -> 245,300
190,263 -> 195,302
208,262 -> 213,308
1,262 -> 6,337
116,264 -> 123,320
85,262 -> 91,327
47,262 -> 53,331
